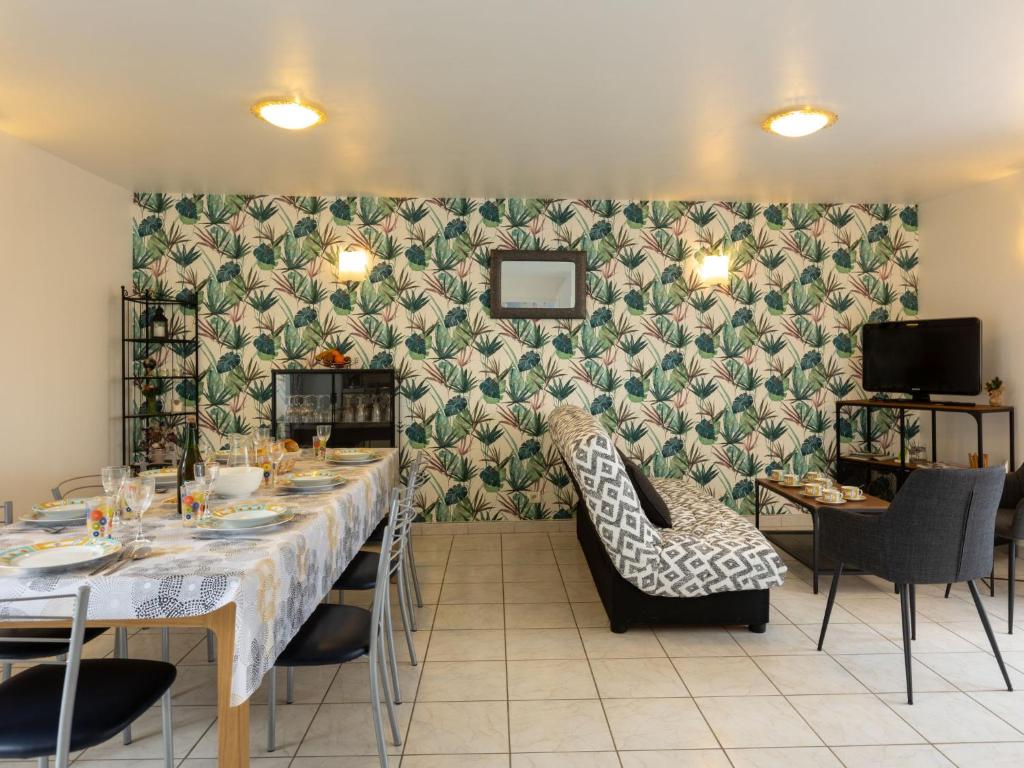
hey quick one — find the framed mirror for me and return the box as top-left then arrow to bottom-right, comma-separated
489,250 -> 587,319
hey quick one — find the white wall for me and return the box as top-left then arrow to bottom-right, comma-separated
0,131 -> 130,514
919,172 -> 1024,470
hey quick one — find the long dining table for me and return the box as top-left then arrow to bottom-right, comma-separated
0,447 -> 399,767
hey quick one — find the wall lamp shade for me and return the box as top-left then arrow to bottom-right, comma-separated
337,248 -> 371,282
699,253 -> 730,285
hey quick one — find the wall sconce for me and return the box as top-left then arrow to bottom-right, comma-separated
698,252 -> 730,285
337,248 -> 371,282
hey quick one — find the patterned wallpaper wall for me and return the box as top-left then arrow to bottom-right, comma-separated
132,194 -> 919,521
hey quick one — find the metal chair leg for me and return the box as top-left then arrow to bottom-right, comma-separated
286,666 -> 295,704
160,627 -> 170,663
1,663 -> 10,682
909,583 -> 917,641
396,564 -> 418,666
403,561 -> 418,631
1009,540 -> 1016,634
377,630 -> 401,746
967,580 -> 1013,692
367,640 -> 389,768
991,563 -> 996,597
116,628 -> 132,745
944,583 -> 952,599
37,757 -> 47,768
407,538 -> 424,608
160,688 -> 174,768
266,668 -> 277,752
899,583 -> 914,704
817,562 -> 843,651
382,590 -> 403,703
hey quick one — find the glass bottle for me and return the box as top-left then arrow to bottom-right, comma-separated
177,418 -> 201,523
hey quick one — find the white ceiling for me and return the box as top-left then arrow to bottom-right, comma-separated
2,0 -> 1024,202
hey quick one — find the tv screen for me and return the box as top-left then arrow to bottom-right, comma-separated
861,318 -> 982,397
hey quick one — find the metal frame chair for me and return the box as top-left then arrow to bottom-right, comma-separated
0,586 -> 175,768
50,476 -> 104,501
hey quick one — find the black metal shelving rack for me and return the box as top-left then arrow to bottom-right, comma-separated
120,287 -> 200,467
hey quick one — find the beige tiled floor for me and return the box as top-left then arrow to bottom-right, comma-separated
47,531 -> 1024,766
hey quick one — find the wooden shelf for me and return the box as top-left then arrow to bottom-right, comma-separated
838,398 -> 1014,415
837,454 -> 968,472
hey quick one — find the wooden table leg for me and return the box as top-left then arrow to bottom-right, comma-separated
207,603 -> 250,768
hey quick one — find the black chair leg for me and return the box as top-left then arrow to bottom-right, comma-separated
817,562 -> 843,651
944,583 -> 952,599
967,579 -> 1013,692
1009,540 -> 1016,635
899,583 -> 914,704
909,583 -> 916,641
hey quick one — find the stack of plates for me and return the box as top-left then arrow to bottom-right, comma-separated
21,498 -> 91,528
139,467 -> 178,489
277,470 -> 347,493
194,502 -> 295,537
0,537 -> 121,574
326,449 -> 380,465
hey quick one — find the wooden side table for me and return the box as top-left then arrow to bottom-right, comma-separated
755,478 -> 888,594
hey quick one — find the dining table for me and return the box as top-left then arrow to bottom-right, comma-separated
0,447 -> 399,767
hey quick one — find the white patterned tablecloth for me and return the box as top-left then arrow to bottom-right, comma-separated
0,449 -> 398,705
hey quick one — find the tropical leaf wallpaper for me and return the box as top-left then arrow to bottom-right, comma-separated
132,194 -> 919,521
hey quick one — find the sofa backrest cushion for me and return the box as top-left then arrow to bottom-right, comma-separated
549,406 -> 663,592
618,450 -> 673,529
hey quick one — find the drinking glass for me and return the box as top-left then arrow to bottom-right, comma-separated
269,441 -> 286,486
123,476 -> 156,545
181,480 -> 206,526
204,461 -> 221,518
315,424 -> 332,460
287,395 -> 302,424
101,465 -> 129,528
87,495 -> 116,539
370,396 -> 382,423
228,434 -> 251,467
318,394 -> 332,422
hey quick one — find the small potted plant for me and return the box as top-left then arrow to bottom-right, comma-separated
985,376 -> 1005,406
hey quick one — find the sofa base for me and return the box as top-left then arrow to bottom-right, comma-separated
577,504 -> 772,633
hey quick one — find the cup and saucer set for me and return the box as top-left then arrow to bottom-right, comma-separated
768,468 -> 865,504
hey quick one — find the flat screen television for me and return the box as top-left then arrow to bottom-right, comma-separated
861,317 -> 982,399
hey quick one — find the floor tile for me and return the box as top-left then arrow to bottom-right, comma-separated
797,623 -> 899,654
726,746 -> 844,767
729,624 -> 818,655
589,657 -> 688,698
836,596 -> 905,624
416,564 -> 447,584
618,750 -> 731,767
564,581 -> 601,602
557,563 -> 594,582
696,696 -> 822,748
511,752 -> 619,767
508,699 -> 613,752
580,627 -> 666,658
968,690 -> 1024,731
324,662 -> 421,703
452,535 -> 502,552
872,621 -> 982,653
445,565 -> 503,583
506,628 -> 585,660
193,703 -> 318,758
772,595 -> 858,625
79,704 -> 216,761
603,697 -> 718,750
656,627 -> 745,657
789,693 -> 925,745
404,701 -> 509,754
880,691 -> 1023,743
937,742 -> 1024,766
502,548 -> 556,565
434,603 -> 505,630
427,629 -> 506,661
548,533 -> 579,549
832,653 -> 956,694
571,602 -> 611,628
831,744 -> 955,767
503,564 -> 562,583
440,582 -> 505,604
504,581 -> 568,604
672,656 -> 777,697
506,659 -> 598,700
554,549 -> 587,565
505,602 -> 575,629
502,533 -> 551,550
401,756 -> 510,768
916,651 -> 1022,691
753,654 -> 867,695
416,660 -> 507,701
448,549 -> 502,566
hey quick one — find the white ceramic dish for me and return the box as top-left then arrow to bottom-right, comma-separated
20,511 -> 87,527
194,510 -> 295,537
210,503 -> 290,528
0,538 -> 121,574
287,470 -> 344,487
213,466 -> 264,498
326,450 -> 379,465
30,498 -> 93,521
139,467 -> 178,487
276,478 -> 347,493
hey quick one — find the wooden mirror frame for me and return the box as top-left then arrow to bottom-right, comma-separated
489,250 -> 587,320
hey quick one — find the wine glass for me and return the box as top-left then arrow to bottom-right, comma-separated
123,476 -> 156,546
204,461 -> 221,517
101,465 -> 129,528
316,424 -> 332,460
228,434 -> 251,467
269,442 -> 286,486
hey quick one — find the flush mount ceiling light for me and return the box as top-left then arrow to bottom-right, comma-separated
761,106 -> 837,138
251,98 -> 325,130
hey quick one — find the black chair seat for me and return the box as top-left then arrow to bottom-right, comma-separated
278,604 -> 370,667
365,518 -> 387,543
0,659 -> 176,758
333,550 -> 379,591
995,506 -> 1021,540
0,627 -> 107,661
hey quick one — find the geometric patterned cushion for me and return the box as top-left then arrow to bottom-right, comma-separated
550,405 -> 787,597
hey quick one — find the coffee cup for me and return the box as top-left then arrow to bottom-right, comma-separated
822,488 -> 843,504
841,485 -> 864,500
783,472 -> 798,486
804,482 -> 823,497
804,471 -> 821,482
769,469 -> 784,482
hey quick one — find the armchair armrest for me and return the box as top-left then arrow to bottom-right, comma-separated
818,506 -> 887,574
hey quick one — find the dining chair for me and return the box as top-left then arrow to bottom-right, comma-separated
266,490 -> 404,766
816,468 -> 1012,704
0,586 -> 177,768
50,475 -> 104,501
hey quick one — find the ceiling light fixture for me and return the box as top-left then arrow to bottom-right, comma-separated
251,98 -> 325,130
761,106 -> 837,138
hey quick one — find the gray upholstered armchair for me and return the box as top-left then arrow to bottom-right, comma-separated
816,468 -> 1012,704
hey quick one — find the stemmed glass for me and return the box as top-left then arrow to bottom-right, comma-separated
269,442 -> 285,487
123,476 -> 156,546
203,461 -> 221,517
101,465 -> 129,528
315,424 -> 332,460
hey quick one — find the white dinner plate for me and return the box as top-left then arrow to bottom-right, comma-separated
0,538 -> 121,574
194,510 -> 295,537
20,510 -> 88,527
326,450 -> 379,465
286,470 -> 345,487
209,503 -> 291,529
139,467 -> 178,487
31,498 -> 93,521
